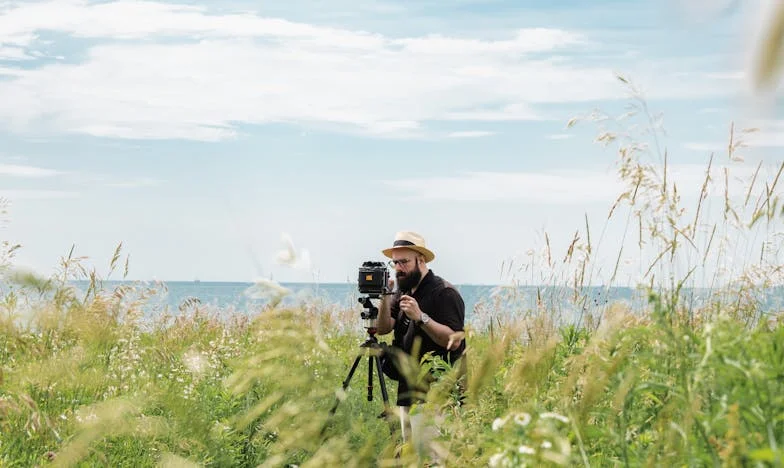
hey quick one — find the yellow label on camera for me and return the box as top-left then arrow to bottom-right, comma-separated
366,274 -> 373,281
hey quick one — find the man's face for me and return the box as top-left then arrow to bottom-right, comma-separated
391,250 -> 422,292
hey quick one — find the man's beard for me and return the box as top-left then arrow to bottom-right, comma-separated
397,267 -> 422,293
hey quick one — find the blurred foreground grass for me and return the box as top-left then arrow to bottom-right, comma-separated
1,270 -> 782,467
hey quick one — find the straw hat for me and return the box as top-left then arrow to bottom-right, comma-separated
382,231 -> 435,263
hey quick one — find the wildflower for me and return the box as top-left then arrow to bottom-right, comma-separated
492,416 -> 509,431
540,412 -> 569,423
183,349 -> 208,377
489,452 -> 506,467
518,445 -> 535,455
275,232 -> 312,271
513,412 -> 532,426
541,440 -> 552,449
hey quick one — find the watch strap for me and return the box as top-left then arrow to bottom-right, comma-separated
417,312 -> 430,326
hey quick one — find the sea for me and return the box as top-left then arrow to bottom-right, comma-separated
63,280 -> 783,327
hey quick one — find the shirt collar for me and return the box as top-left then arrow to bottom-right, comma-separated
412,269 -> 435,296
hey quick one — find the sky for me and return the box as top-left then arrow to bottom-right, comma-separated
0,0 -> 783,287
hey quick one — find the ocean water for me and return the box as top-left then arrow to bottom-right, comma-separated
67,280 -> 652,323
17,279 -> 784,327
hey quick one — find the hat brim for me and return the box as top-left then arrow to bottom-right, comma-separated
382,245 -> 435,263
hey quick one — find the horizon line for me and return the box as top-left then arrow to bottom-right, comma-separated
62,279 -> 771,291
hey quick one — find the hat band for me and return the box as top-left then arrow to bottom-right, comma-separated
393,240 -> 416,247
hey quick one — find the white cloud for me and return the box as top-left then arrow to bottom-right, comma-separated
440,103 -> 544,122
684,142 -> 725,152
393,29 -> 584,55
0,0 -> 741,141
384,169 -> 624,204
383,163 -> 768,204
0,66 -> 29,77
0,162 -> 163,191
0,164 -> 61,177
0,46 -> 32,60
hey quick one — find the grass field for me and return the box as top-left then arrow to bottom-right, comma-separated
2,87 -> 784,467
1,272 -> 783,467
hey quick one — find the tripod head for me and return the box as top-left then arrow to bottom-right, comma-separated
358,294 -> 380,335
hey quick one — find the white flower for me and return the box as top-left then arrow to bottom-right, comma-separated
513,412 -> 532,426
488,452 -> 506,467
183,349 -> 208,377
275,232 -> 312,271
540,412 -> 569,423
492,416 -> 509,431
518,445 -> 535,455
541,440 -> 552,449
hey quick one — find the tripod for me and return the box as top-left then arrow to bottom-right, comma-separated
323,296 -> 393,435
329,328 -> 390,412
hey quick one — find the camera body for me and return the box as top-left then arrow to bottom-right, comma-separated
357,261 -> 390,298
357,261 -> 392,332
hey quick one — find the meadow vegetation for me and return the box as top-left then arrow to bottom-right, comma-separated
1,81 -> 784,467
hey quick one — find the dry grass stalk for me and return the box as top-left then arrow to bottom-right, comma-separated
744,160 -> 762,208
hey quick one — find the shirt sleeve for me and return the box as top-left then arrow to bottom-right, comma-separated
430,287 -> 465,332
390,293 -> 401,321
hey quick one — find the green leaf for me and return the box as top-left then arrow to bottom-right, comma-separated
748,448 -> 784,462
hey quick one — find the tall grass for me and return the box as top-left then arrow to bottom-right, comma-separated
1,85 -> 783,466
482,75 -> 784,331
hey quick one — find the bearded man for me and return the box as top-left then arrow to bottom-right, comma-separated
376,231 -> 466,409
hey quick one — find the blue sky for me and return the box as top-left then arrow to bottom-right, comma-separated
1,0 -> 782,286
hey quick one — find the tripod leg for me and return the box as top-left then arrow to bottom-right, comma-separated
373,354 -> 390,406
343,354 -> 363,390
328,353 -> 363,416
367,354 -> 374,401
372,353 -> 399,443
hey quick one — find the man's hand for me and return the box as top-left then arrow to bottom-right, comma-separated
376,278 -> 398,335
399,295 -> 422,322
447,331 -> 465,351
399,294 -> 464,351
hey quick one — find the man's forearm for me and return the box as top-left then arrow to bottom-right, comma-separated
420,318 -> 462,351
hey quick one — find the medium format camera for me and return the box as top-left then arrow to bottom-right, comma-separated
357,261 -> 389,297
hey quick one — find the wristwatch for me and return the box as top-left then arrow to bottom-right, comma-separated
417,312 -> 430,326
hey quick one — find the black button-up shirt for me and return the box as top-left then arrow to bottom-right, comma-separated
390,269 -> 466,365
